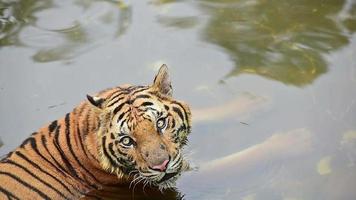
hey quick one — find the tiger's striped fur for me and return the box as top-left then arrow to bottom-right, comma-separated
0,65 -> 192,199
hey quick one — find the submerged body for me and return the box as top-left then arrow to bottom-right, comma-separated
0,65 -> 192,199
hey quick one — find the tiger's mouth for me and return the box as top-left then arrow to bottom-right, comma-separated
128,151 -> 189,190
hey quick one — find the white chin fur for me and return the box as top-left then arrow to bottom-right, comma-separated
132,151 -> 191,191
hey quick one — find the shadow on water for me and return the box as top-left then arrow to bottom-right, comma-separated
0,0 -> 131,62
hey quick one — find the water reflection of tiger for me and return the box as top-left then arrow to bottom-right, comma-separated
0,65 -> 192,199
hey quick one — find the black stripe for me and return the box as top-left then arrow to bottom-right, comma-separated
0,185 -> 20,200
40,135 -> 68,176
102,136 -> 118,166
108,143 -> 127,163
5,159 -> 68,199
64,113 -> 101,187
2,151 -> 13,161
132,94 -> 151,101
22,136 -> 67,177
106,90 -> 122,100
107,91 -> 124,100
137,112 -> 151,121
53,123 -> 81,180
172,101 -> 189,122
18,132 -> 38,149
64,114 -> 85,174
94,115 -> 100,131
107,96 -> 125,107
48,120 -> 58,132
126,86 -> 136,92
119,119 -> 127,128
77,127 -> 90,159
131,87 -> 149,95
139,101 -> 153,107
173,107 -> 184,121
116,145 -> 128,157
164,105 -> 169,111
84,110 -> 91,137
109,90 -> 129,100
117,109 -> 129,123
76,104 -> 87,117
107,90 -> 125,99
20,137 -> 35,148
0,171 -> 51,199
35,135 -> 81,193
174,137 -> 179,143
31,132 -> 39,136
113,102 -> 126,115
15,151 -> 76,197
177,124 -> 186,133
171,118 -> 176,128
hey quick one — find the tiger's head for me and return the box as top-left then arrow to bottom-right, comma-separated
86,65 -> 191,189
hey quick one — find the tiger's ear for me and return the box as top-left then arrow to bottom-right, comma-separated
152,64 -> 173,96
86,95 -> 105,109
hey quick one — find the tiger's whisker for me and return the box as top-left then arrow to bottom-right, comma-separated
129,174 -> 142,189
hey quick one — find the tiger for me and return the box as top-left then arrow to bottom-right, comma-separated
0,64 -> 192,200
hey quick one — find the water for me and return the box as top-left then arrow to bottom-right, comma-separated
1,0 -> 356,199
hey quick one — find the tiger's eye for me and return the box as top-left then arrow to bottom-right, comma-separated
156,118 -> 166,130
120,136 -> 133,146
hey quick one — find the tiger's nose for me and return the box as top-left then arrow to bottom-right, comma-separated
152,159 -> 169,172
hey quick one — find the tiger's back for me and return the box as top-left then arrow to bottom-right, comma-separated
0,65 -> 192,199
0,100 -> 121,199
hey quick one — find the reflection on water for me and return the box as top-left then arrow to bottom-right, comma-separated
1,0 -> 131,62
154,0 -> 356,86
157,16 -> 199,29
0,0 -> 52,46
200,0 -> 353,86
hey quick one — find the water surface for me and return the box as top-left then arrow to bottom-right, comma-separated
1,0 -> 356,199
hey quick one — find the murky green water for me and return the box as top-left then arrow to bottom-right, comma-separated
1,0 -> 356,199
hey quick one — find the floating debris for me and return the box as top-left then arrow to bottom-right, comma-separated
317,156 -> 332,175
157,16 -> 199,29
341,130 -> 356,144
48,102 -> 66,109
117,0 -> 130,9
242,194 -> 256,200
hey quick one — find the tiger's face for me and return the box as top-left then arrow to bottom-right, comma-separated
87,65 -> 191,189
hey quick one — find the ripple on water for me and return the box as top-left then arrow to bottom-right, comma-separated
1,0 -> 132,62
